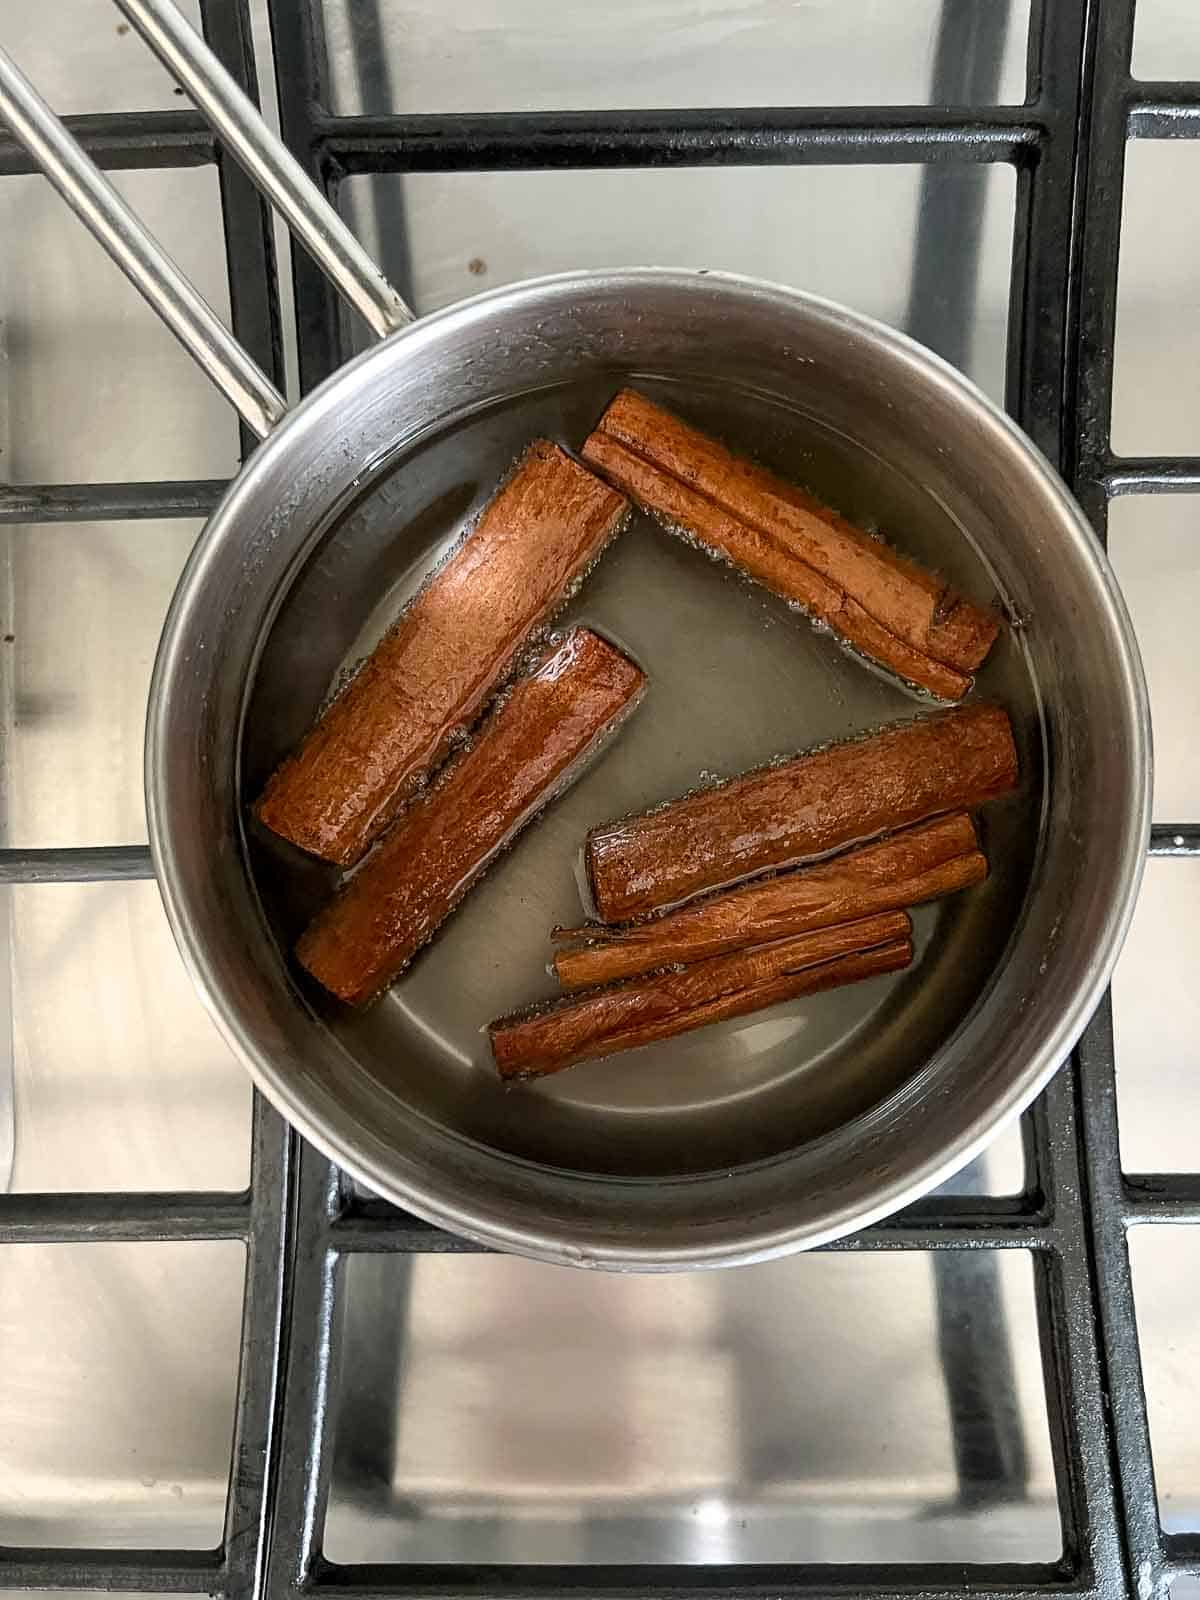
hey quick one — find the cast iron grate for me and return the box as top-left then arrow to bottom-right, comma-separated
0,0 -> 1195,1595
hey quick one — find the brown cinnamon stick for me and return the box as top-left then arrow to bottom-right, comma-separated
257,441 -> 629,865
583,431 -> 970,700
582,390 -> 1000,698
554,813 -> 984,991
586,703 -> 1017,923
298,629 -> 645,1005
490,911 -> 913,1081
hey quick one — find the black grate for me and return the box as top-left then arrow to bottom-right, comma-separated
0,0 -> 1196,1595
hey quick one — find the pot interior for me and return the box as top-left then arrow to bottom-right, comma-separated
241,370 -> 1043,1180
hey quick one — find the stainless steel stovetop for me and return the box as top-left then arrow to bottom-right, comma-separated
1,1 -> 1199,1595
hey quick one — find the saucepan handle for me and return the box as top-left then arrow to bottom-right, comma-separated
0,0 -> 413,440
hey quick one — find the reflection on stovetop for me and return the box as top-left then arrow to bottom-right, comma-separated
324,1246 -> 1058,1565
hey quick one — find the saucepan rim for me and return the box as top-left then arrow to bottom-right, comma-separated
146,266 -> 1151,1267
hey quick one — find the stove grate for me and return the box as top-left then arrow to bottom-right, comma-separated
0,1 -> 1195,1596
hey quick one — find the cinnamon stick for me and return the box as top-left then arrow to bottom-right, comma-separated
257,441 -> 629,865
581,390 -> 1000,699
586,703 -> 1017,922
298,629 -> 644,1005
490,911 -> 913,1081
554,813 -> 984,991
583,431 -> 970,700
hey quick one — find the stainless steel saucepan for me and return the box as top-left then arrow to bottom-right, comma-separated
0,0 -> 1151,1268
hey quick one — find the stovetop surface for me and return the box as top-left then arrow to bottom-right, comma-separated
1,2 -> 1198,1596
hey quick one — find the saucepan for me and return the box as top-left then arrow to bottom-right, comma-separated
0,0 -> 1150,1268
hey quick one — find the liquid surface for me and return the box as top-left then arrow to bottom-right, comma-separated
242,376 -> 1042,1179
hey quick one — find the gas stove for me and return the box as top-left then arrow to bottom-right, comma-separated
1,2 -> 1198,1596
